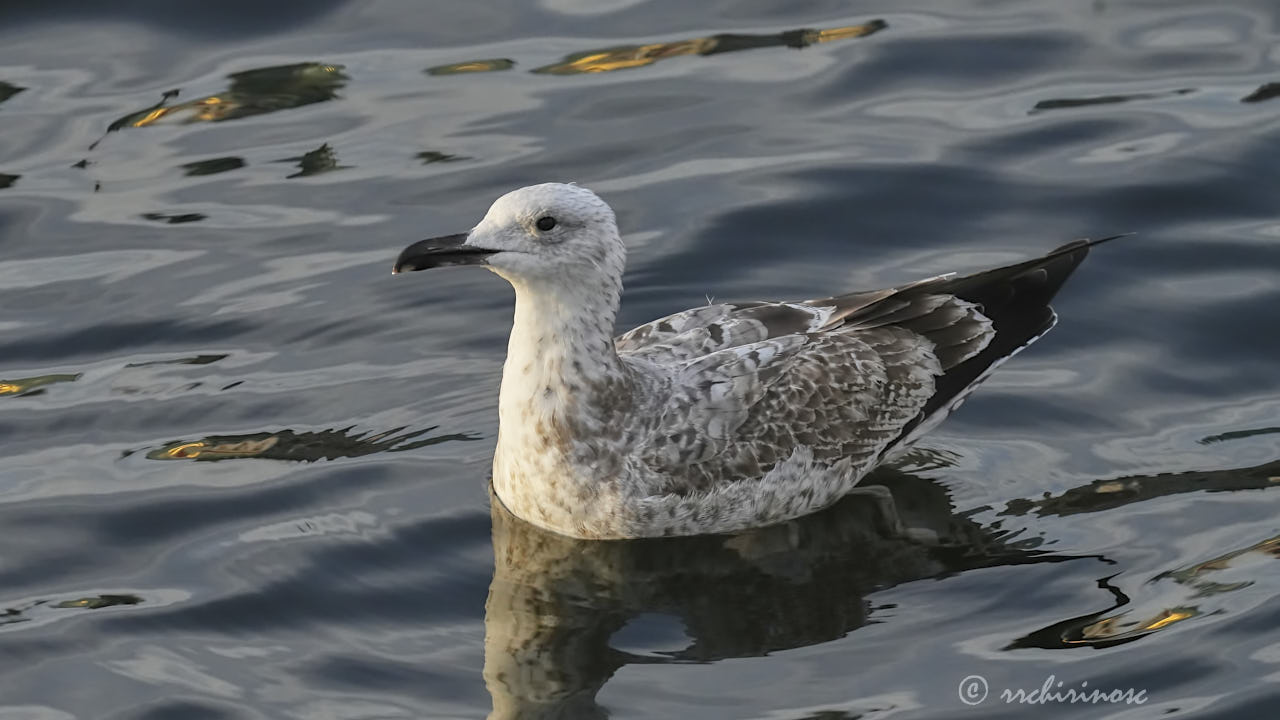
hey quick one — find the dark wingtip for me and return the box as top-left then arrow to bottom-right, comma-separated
1049,232 -> 1134,256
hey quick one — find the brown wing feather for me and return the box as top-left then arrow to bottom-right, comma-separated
630,236 -> 1115,481
616,302 -> 829,364
643,328 -> 942,492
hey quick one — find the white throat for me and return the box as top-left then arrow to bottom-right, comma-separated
497,270 -> 625,423
489,267 -> 636,530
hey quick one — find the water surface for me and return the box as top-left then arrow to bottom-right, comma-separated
1,1 -> 1278,718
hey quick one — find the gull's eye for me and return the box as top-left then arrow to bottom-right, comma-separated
535,216 -> 557,232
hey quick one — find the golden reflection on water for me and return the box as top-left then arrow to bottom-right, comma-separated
1012,530 -> 1280,649
158,437 -> 279,460
79,21 -> 887,177
532,20 -> 886,75
53,594 -> 143,610
2,594 -> 143,628
426,58 -> 515,76
426,20 -> 886,80
102,62 -> 346,134
1003,460 -> 1280,649
1071,606 -> 1199,644
1139,609 -> 1194,631
1072,538 -> 1280,643
0,373 -> 81,397
1165,534 -> 1280,592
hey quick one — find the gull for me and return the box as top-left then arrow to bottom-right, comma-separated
393,183 -> 1113,540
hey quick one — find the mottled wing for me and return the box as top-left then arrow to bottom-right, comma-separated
623,286 -> 995,480
615,276 -> 965,365
640,334 -> 807,468
615,302 -> 831,364
641,327 -> 943,486
835,291 -> 995,369
628,237 -> 1109,483
726,327 -> 943,471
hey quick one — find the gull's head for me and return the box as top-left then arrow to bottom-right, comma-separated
392,183 -> 624,286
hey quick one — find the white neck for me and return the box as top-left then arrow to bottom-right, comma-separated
499,273 -> 626,417
492,266 -> 633,482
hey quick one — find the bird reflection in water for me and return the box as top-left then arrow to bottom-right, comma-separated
482,457 -> 1280,717
483,468 -> 1050,720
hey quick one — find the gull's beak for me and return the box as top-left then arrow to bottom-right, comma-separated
392,233 -> 495,274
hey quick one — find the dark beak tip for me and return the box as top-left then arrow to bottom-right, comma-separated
392,232 -> 489,274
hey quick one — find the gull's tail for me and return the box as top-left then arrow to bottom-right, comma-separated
883,234 -> 1125,456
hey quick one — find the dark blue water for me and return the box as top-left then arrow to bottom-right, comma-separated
2,2 -> 1278,718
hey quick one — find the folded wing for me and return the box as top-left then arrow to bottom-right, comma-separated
620,237 -> 1112,483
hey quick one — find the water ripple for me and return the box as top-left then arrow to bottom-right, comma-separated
1,1 -> 1278,718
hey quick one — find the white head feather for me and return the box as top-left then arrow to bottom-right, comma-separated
466,183 -> 625,287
